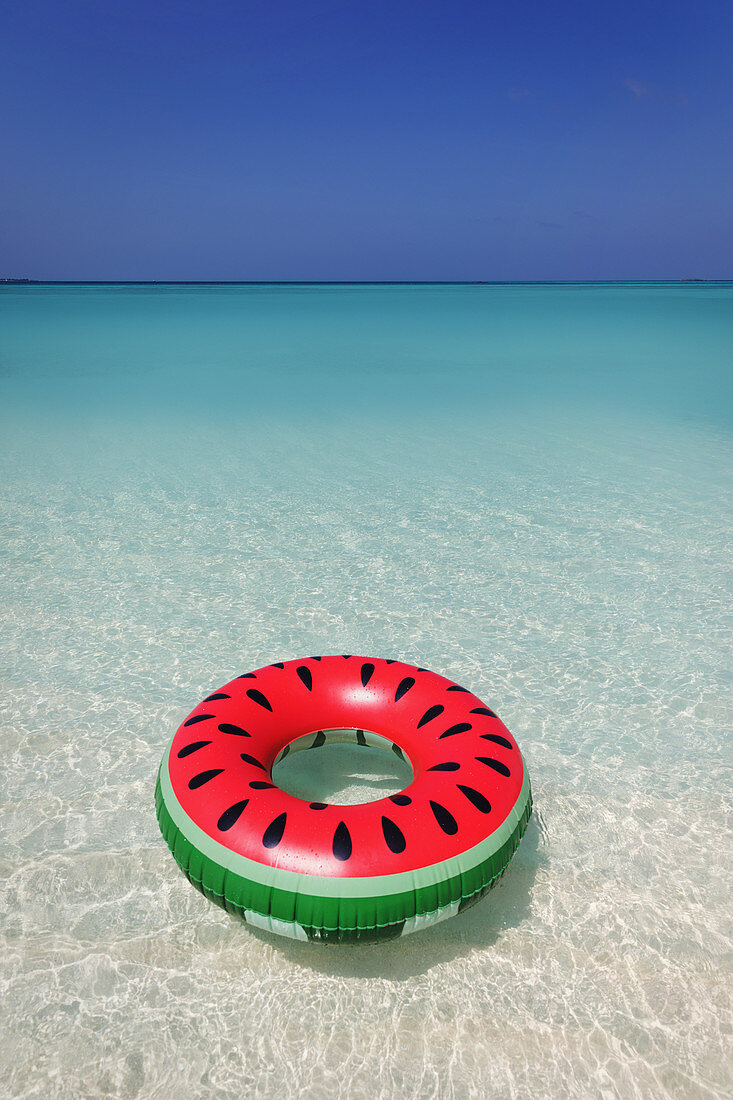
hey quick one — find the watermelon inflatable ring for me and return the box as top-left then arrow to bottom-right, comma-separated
155,655 -> 532,944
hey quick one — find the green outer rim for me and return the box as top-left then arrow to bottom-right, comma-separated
155,750 -> 532,944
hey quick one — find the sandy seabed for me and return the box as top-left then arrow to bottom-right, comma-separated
1,405 -> 730,1099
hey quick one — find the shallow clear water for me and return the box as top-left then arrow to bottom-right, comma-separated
271,736 -> 415,806
1,284 -> 731,1098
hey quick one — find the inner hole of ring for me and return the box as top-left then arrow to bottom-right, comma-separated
271,728 -> 414,806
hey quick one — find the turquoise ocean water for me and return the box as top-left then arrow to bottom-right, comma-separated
1,284 -> 731,1098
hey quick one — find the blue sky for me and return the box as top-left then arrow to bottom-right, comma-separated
1,0 -> 731,279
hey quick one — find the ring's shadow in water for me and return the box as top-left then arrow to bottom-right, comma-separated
241,811 -> 544,980
271,740 -> 414,805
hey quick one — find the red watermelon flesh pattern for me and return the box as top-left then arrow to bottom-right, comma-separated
167,656 -> 525,877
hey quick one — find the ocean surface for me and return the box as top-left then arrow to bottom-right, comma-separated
1,283 -> 731,1099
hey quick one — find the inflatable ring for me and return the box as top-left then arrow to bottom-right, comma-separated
155,655 -> 532,944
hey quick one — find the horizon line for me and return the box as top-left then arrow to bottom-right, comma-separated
1,278 -> 730,287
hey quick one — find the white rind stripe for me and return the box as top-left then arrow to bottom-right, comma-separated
160,747 -> 530,901
243,910 -> 309,941
402,899 -> 461,935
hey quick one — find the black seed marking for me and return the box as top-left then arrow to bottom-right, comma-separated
341,654 -> 352,659
430,800 -> 458,834
471,707 -> 498,718
217,799 -> 249,831
184,714 -> 213,727
239,753 -> 266,770
297,665 -> 313,691
417,704 -> 444,728
204,693 -> 230,702
447,685 -> 470,692
458,785 -> 492,813
416,667 -> 428,672
476,756 -> 511,777
439,722 -> 472,739
390,794 -> 412,806
360,662 -> 375,687
271,662 -> 284,670
279,744 -> 290,760
262,813 -> 286,848
481,733 -> 513,750
392,743 -> 405,759
247,688 -> 273,712
237,673 -> 256,679
218,722 -> 251,737
385,659 -> 396,664
188,768 -> 223,789
428,762 -> 460,771
382,816 -> 406,854
395,677 -> 415,701
250,780 -> 276,789
332,821 -> 352,861
309,656 -> 322,661
356,729 -> 367,746
177,740 -> 211,758
311,730 -> 326,748
310,802 -> 328,810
